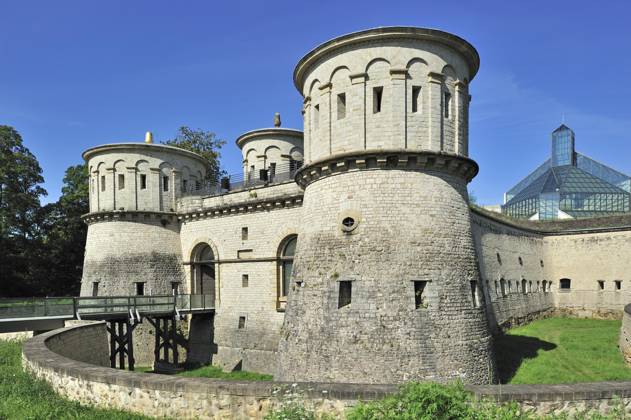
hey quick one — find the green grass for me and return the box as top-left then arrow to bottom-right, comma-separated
496,317 -> 631,384
136,364 -> 273,381
0,339 -> 150,419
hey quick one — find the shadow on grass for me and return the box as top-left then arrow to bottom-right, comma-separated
494,334 -> 556,384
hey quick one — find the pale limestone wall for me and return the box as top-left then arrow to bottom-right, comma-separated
543,230 -> 631,316
621,305 -> 631,364
178,182 -> 303,375
81,214 -> 184,297
471,213 -> 554,332
84,143 -> 206,213
299,30 -> 475,163
44,321 -> 109,367
237,129 -> 304,179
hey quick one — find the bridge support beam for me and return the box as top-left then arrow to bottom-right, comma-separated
106,319 -> 138,371
146,315 -> 181,372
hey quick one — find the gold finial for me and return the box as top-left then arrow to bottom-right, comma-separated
145,131 -> 153,144
274,113 -> 281,128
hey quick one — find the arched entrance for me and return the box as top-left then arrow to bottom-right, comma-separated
191,244 -> 216,302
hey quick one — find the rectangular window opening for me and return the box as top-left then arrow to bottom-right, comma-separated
413,280 -> 428,309
560,278 -> 571,290
163,176 -> 169,192
100,175 -> 105,191
338,280 -> 352,308
615,280 -> 622,291
140,174 -> 147,190
373,86 -> 383,114
241,227 -> 248,240
171,282 -> 180,295
337,93 -> 346,120
242,274 -> 249,288
117,174 -> 125,190
444,91 -> 452,118
135,282 -> 145,296
412,86 -> 421,113
182,179 -> 188,192
238,316 -> 246,329
470,280 -> 479,307
92,282 -> 99,297
598,280 -> 605,291
313,104 -> 320,130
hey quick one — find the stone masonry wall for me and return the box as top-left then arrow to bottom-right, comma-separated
278,169 -> 496,385
22,324 -> 631,419
43,321 -> 109,367
471,212 -> 554,333
620,304 -> 631,364
179,182 -> 303,375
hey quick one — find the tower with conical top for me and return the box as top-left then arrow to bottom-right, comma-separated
276,27 -> 496,384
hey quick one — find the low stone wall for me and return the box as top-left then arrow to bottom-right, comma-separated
23,323 -> 631,418
620,304 -> 631,364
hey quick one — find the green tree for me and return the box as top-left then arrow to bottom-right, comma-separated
163,127 -> 225,181
0,126 -> 47,296
36,164 -> 89,296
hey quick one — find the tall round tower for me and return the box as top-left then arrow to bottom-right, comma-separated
277,27 -> 496,384
80,137 -> 207,297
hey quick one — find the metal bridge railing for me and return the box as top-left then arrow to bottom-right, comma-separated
0,294 -> 214,321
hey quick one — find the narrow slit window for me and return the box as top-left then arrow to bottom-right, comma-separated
238,316 -> 246,329
615,280 -> 622,291
313,104 -> 320,130
598,280 -> 605,291
373,86 -> 383,114
413,280 -> 427,309
92,282 -> 99,297
100,175 -> 105,191
444,91 -> 452,118
242,274 -> 249,288
140,174 -> 147,190
337,93 -> 346,120
182,179 -> 188,192
521,279 -> 527,294
117,174 -> 125,190
338,281 -> 352,308
412,86 -> 421,113
241,227 -> 248,240
470,280 -> 479,307
500,278 -> 506,297
171,282 -> 180,295
163,176 -> 169,192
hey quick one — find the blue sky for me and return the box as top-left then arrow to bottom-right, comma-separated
2,0 -> 630,205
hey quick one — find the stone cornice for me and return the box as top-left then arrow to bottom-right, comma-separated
295,150 -> 479,188
294,27 -> 480,91
235,128 -> 304,149
178,193 -> 303,222
82,210 -> 177,225
82,143 -> 206,165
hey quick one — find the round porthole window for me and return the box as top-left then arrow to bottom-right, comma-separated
340,211 -> 360,233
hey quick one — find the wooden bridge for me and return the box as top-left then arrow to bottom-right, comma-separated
0,294 -> 214,371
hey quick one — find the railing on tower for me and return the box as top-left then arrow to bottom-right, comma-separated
181,160 -> 303,198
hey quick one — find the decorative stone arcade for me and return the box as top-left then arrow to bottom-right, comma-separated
277,27 -> 496,385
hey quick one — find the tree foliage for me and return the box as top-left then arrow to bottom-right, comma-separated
163,126 -> 225,182
0,126 -> 88,297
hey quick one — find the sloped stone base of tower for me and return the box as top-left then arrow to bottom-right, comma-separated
277,163 -> 497,385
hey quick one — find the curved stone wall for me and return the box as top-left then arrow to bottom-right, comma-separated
620,304 -> 631,364
278,165 -> 495,385
22,323 -> 631,419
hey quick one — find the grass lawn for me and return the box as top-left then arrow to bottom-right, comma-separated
0,339 -> 149,420
137,364 -> 273,381
495,317 -> 631,384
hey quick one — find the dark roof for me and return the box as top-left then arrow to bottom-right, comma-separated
552,124 -> 573,133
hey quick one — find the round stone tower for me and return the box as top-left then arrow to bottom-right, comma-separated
80,137 -> 207,297
277,27 -> 496,384
235,124 -> 304,183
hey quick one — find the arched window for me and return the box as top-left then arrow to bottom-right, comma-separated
521,279 -> 527,294
500,278 -> 506,297
191,244 -> 216,301
278,235 -> 297,301
542,280 -> 547,292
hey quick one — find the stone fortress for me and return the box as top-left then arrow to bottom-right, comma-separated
80,27 -> 631,386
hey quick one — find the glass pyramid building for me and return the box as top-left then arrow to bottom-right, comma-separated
502,125 -> 631,220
